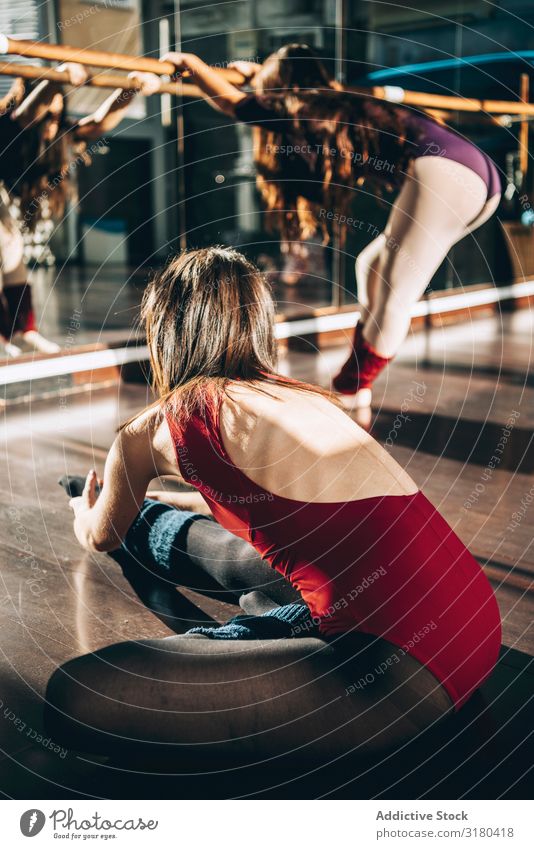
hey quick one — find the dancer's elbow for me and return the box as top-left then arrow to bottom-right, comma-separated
86,532 -> 120,553
74,521 -> 122,553
217,96 -> 241,117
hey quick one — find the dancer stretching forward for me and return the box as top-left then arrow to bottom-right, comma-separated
47,247 -> 501,761
156,44 -> 501,408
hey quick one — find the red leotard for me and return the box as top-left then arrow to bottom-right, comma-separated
166,389 -> 501,710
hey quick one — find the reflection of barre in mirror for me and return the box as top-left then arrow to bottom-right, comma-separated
0,56 -> 161,357
158,45 -> 505,410
0,37 -> 241,358
0,61 -> 185,95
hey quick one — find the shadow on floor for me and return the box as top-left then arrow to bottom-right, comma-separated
0,646 -> 532,800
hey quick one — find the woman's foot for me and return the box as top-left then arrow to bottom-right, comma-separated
2,341 -> 23,358
280,271 -> 301,286
337,387 -> 373,410
333,323 -> 391,401
239,591 -> 280,615
21,330 -> 61,354
352,405 -> 373,431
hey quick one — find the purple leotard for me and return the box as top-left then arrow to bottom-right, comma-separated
410,112 -> 501,198
234,94 -> 501,199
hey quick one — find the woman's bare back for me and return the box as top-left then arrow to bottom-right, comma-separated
216,382 -> 418,504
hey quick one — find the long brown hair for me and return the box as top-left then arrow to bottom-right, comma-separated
136,246 -> 334,428
2,79 -> 85,229
250,43 -> 416,244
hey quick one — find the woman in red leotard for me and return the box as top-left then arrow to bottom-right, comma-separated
47,246 -> 501,762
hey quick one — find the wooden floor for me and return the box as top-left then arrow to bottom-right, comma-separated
0,306 -> 532,799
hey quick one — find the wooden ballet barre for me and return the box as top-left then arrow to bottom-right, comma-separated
0,33 -> 244,83
2,34 -> 533,117
0,62 -> 221,100
0,61 -> 184,95
179,80 -> 534,117
0,62 -> 241,106
376,85 -> 534,117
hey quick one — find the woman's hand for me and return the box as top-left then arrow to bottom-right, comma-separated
160,53 -> 204,75
160,52 -> 246,116
128,71 -> 162,96
68,420 -> 162,553
227,60 -> 262,81
58,62 -> 89,87
160,52 -> 196,75
69,469 -> 99,517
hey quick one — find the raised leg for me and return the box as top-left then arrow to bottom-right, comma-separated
333,234 -> 386,408
354,232 -> 387,326
363,157 -> 490,357
334,158 -> 498,397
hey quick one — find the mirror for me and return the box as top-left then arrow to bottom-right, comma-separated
0,0 -> 525,379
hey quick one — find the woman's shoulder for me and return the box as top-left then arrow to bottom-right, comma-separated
223,378 -> 357,439
233,92 -> 292,132
121,402 -> 165,439
119,402 -> 180,470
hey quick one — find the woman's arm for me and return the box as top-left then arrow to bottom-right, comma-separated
162,54 -> 293,133
74,88 -> 135,139
161,52 -> 247,116
74,72 -> 161,140
13,63 -> 87,128
227,60 -> 263,83
146,489 -> 212,515
69,421 -> 159,552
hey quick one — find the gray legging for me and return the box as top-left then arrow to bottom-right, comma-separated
45,501 -> 453,763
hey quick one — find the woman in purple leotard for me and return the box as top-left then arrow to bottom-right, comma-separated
157,44 -> 501,408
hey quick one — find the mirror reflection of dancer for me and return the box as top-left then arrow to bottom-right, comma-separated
47,247 -> 500,760
156,45 -> 501,408
0,64 -> 157,356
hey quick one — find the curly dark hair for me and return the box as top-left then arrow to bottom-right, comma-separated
250,44 -> 418,244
